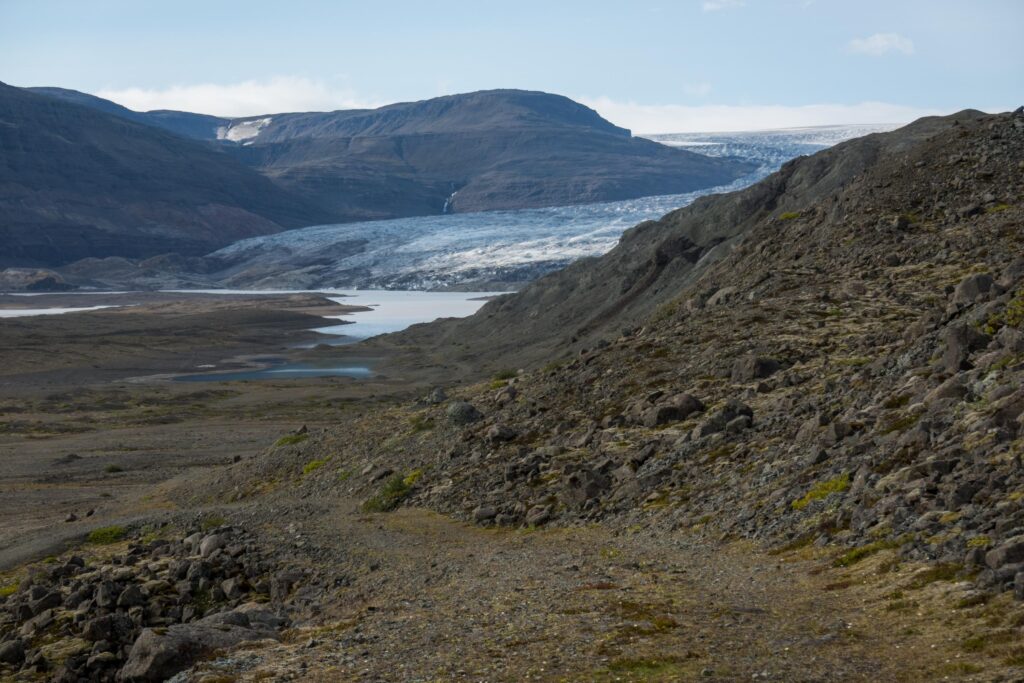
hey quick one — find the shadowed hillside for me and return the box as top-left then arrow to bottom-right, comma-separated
0,83 -> 331,266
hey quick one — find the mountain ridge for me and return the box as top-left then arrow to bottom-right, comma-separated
0,82 -> 332,266
20,85 -> 755,240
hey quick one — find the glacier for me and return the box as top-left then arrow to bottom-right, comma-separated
207,124 -> 897,291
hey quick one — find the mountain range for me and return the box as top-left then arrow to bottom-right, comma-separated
1,83 -> 754,267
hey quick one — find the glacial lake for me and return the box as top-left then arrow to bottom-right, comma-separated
0,304 -> 121,318
173,289 -> 499,381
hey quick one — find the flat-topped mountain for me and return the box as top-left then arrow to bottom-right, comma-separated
21,86 -> 755,252
223,89 -> 755,218
0,83 -> 331,266
221,89 -> 633,142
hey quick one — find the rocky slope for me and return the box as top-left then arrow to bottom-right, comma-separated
0,83 -> 331,266
0,522 -> 293,681
286,108 -> 1024,595
376,109 -> 1000,370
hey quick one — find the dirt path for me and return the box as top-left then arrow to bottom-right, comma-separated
182,499 -> 973,682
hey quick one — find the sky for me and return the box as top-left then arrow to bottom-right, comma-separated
1,0 -> 1021,133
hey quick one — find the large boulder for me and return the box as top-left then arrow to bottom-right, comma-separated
986,535 -> 1024,570
642,405 -> 683,428
0,639 -> 25,665
561,468 -> 611,506
485,424 -> 517,442
639,393 -> 704,427
952,272 -> 995,306
940,324 -> 989,373
198,534 -> 226,558
446,401 -> 483,425
118,606 -> 281,682
731,355 -> 781,382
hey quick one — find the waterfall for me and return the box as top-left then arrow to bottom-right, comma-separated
442,190 -> 458,214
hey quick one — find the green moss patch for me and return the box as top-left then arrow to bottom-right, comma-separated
792,473 -> 849,511
302,459 -> 328,475
832,538 -> 899,567
409,414 -> 435,432
87,525 -> 127,545
274,433 -> 309,447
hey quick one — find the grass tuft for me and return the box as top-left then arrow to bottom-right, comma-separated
274,433 -> 308,448
302,459 -> 327,475
409,414 -> 435,432
906,563 -> 961,589
792,473 -> 850,511
87,525 -> 127,545
362,470 -> 423,512
833,538 -> 899,567
200,514 -> 225,532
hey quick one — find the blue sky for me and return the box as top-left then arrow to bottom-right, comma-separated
1,0 -> 1021,132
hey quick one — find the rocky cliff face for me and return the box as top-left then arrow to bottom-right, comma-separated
0,83 -> 332,266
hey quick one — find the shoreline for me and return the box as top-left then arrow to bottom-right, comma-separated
0,289 -> 481,568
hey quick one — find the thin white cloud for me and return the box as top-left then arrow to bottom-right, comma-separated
702,0 -> 745,11
683,82 -> 713,97
96,76 -> 382,117
578,96 -> 948,134
847,33 -> 915,57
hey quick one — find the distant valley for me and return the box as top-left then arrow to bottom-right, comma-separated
1,93 -> 888,291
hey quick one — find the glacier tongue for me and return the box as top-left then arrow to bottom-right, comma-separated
208,124 -> 890,290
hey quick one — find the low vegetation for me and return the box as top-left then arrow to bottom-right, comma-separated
362,470 -> 423,512
791,473 -> 850,511
409,414 -> 435,432
302,459 -> 328,475
274,433 -> 308,447
833,538 -> 899,567
87,525 -> 127,545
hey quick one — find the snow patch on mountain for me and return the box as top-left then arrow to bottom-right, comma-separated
216,117 -> 273,143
